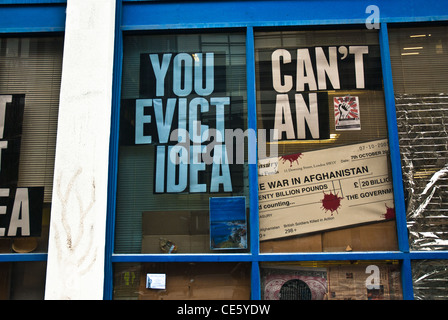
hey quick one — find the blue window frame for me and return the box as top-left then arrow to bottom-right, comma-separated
105,0 -> 448,300
0,1 -> 66,34
0,1 -> 66,269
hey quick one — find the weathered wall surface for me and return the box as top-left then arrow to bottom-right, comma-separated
45,0 -> 116,300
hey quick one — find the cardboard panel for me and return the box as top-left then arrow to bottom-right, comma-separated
260,221 -> 398,253
261,233 -> 323,253
138,262 -> 251,300
322,220 -> 398,252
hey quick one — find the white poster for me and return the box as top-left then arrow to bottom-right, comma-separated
146,273 -> 166,290
258,139 -> 395,241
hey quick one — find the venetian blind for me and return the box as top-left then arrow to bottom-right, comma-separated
0,37 -> 63,203
115,33 -> 248,254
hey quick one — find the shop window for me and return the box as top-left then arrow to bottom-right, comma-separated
260,261 -> 402,300
0,36 -> 63,299
389,26 -> 448,251
116,32 -> 249,254
0,37 -> 62,253
254,29 -> 398,253
113,262 -> 251,300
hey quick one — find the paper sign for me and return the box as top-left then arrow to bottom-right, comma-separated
258,139 -> 395,241
334,96 -> 361,131
146,273 -> 166,289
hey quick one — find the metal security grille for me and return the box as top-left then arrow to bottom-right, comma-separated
279,279 -> 312,300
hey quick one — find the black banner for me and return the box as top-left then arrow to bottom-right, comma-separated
257,45 -> 382,141
119,52 -> 246,194
0,94 -> 44,238
0,187 -> 44,237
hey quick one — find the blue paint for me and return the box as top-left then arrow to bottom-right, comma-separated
110,251 -> 408,263
246,27 -> 260,258
103,0 -> 124,301
379,23 -> 410,254
0,253 -> 47,262
122,0 -> 448,30
401,258 -> 415,300
0,1 -> 66,3
379,23 -> 414,300
251,261 -> 261,300
0,4 -> 66,33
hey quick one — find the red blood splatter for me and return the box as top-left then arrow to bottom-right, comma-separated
321,191 -> 343,215
382,204 -> 395,219
279,153 -> 303,167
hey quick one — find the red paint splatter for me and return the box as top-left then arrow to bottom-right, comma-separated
321,191 -> 343,215
279,153 -> 303,167
382,204 -> 395,219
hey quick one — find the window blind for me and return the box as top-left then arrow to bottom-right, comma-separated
0,37 -> 63,203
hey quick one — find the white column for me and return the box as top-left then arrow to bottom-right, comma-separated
45,0 -> 116,300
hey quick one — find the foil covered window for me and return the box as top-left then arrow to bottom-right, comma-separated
412,260 -> 448,300
390,26 -> 448,251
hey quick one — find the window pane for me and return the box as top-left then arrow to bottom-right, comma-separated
389,26 -> 448,251
113,262 -> 251,300
255,29 -> 398,253
412,259 -> 448,300
261,261 -> 402,300
116,33 -> 249,254
255,30 -> 397,252
0,262 -> 47,300
0,36 -> 63,253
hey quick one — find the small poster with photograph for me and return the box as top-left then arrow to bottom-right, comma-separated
209,197 -> 247,250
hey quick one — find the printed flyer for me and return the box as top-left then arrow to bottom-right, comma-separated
209,197 -> 247,250
334,96 -> 361,131
258,139 -> 395,241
